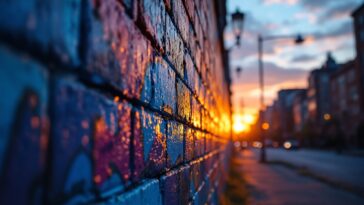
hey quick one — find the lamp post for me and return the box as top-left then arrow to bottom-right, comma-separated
231,9 -> 245,47
228,9 -> 245,144
258,34 -> 305,163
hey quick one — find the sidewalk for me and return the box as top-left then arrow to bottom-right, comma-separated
266,148 -> 364,194
235,149 -> 364,205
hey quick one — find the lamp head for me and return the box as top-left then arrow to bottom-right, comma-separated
232,9 -> 245,46
295,34 -> 305,44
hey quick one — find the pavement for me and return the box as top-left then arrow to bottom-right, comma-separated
236,149 -> 364,205
266,148 -> 364,194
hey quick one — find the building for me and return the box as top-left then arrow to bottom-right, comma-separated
352,5 -> 364,112
330,60 -> 361,145
277,89 -> 306,139
293,90 -> 308,133
307,53 -> 339,125
260,101 -> 281,142
352,4 -> 364,147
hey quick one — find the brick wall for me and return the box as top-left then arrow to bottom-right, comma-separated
0,0 -> 232,204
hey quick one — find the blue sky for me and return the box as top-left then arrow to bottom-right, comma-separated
225,0 -> 363,118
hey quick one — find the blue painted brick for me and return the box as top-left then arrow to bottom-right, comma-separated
138,0 -> 166,51
178,165 -> 191,204
141,180 -> 162,205
0,0 -> 81,65
151,56 -> 177,114
85,0 -> 153,100
50,79 -> 132,202
166,121 -> 184,168
190,160 -> 202,197
160,170 -> 179,205
0,46 -> 48,205
106,179 -> 161,205
134,109 -> 167,178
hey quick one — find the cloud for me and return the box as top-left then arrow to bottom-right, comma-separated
231,62 -> 308,114
311,20 -> 353,40
319,1 -> 362,21
294,12 -> 317,24
300,0 -> 333,10
261,0 -> 298,5
231,61 -> 308,87
290,54 -> 318,63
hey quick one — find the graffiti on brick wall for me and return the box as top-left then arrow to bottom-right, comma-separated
49,59 -> 179,203
0,47 -> 49,205
0,90 -> 47,205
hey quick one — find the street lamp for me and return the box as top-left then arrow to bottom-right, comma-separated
258,34 -> 305,163
231,9 -> 245,47
236,66 -> 243,77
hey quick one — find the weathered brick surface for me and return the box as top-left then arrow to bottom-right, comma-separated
0,46 -> 48,205
0,0 -> 231,204
0,0 -> 81,65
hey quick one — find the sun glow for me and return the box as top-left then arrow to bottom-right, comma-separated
233,113 -> 256,134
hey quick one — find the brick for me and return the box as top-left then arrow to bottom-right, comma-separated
108,189 -> 142,205
182,0 -> 195,23
191,181 -> 206,205
164,0 -> 171,12
120,0 -> 136,18
171,0 -> 190,46
0,46 -> 48,205
191,98 -> 201,128
166,121 -> 184,168
194,131 -> 205,157
194,46 -> 202,75
165,14 -> 184,77
197,2 -> 207,39
151,55 -> 177,114
160,170 -> 179,205
197,180 -> 209,205
184,127 -> 195,161
190,160 -> 202,197
50,79 -> 132,201
177,79 -> 191,121
198,80 -> 206,106
185,52 -> 196,92
178,165 -> 191,204
0,0 -> 81,65
134,109 -> 167,178
194,11 -> 205,49
86,0 -> 153,99
205,133 -> 212,153
108,179 -> 160,205
138,0 -> 166,51
142,180 -> 162,204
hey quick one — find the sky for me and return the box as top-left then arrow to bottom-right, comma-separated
225,0 -> 363,129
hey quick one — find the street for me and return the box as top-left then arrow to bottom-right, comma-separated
266,148 -> 364,194
235,149 -> 364,205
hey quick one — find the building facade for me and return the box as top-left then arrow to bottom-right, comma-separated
352,5 -> 364,113
293,90 -> 308,133
277,89 -> 306,139
330,60 -> 361,145
352,4 -> 364,147
307,53 -> 338,125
